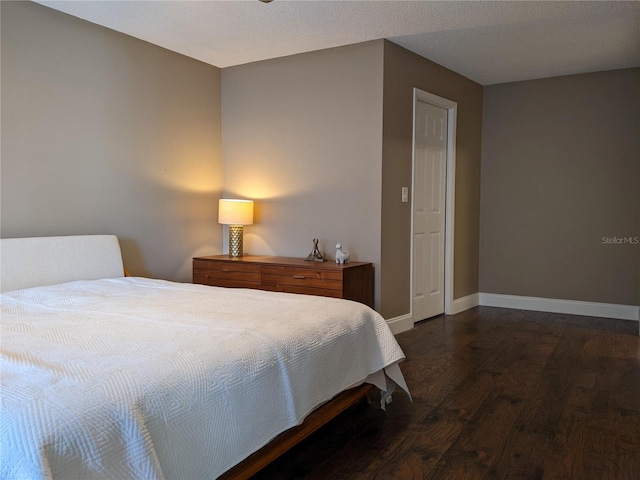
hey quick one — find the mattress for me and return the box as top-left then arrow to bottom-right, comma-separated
0,277 -> 408,480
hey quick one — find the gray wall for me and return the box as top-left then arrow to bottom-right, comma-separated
222,41 -> 385,309
381,40 -> 484,319
480,68 -> 640,306
1,1 -> 223,282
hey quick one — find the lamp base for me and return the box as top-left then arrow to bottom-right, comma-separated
229,225 -> 244,257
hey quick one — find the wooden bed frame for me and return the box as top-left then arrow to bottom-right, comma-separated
220,383 -> 374,480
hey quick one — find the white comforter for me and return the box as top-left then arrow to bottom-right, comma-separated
0,278 -> 407,480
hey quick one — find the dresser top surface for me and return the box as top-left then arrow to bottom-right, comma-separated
194,255 -> 371,270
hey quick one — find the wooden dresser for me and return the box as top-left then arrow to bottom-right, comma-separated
193,255 -> 374,308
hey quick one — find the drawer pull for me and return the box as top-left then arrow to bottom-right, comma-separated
292,275 -> 306,280
220,269 -> 231,273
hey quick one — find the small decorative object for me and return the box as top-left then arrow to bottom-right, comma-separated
335,243 -> 350,264
305,238 -> 325,262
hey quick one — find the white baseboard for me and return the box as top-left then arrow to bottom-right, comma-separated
384,293 -> 638,336
479,293 -> 640,322
387,294 -> 480,334
450,293 -> 479,315
386,313 -> 414,335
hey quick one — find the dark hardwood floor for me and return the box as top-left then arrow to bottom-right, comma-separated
252,307 -> 640,479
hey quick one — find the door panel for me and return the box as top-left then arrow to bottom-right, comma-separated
412,101 -> 447,321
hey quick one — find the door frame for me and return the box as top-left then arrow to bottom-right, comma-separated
410,87 -> 457,320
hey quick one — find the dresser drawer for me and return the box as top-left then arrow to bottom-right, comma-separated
261,265 -> 342,291
193,259 -> 260,287
264,283 -> 343,298
193,259 -> 260,274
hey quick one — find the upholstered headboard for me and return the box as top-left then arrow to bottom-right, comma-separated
0,235 -> 125,292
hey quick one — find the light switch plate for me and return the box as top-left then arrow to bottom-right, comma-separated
401,187 -> 409,203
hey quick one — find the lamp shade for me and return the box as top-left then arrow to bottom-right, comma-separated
218,199 -> 254,225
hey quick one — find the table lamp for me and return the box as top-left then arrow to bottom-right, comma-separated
219,199 -> 254,257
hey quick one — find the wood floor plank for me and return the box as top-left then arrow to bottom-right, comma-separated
250,308 -> 640,480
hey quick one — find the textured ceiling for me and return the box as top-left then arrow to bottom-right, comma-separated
36,0 -> 640,85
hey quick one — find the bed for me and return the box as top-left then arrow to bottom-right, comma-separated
0,235 -> 409,480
